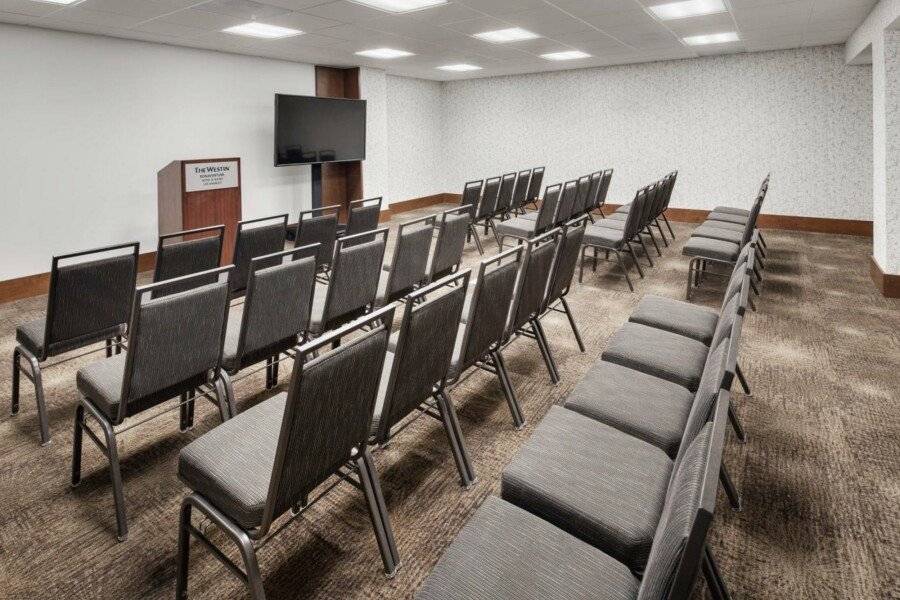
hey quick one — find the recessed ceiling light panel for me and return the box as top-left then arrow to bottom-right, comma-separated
222,22 -> 303,39
438,64 -> 482,71
31,0 -> 81,4
355,48 -> 415,59
648,0 -> 727,20
541,50 -> 591,61
349,0 -> 448,13
473,27 -> 540,43
683,32 -> 740,45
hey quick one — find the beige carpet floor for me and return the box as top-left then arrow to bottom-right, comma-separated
1,209 -> 898,599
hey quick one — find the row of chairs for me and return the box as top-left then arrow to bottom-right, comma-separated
460,167 -> 545,253
579,171 -> 678,291
682,175 -> 770,299
495,168 -> 614,248
415,243 -> 760,600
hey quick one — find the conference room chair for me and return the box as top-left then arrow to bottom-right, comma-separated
490,171 -> 517,225
508,168 -> 532,216
12,241 -> 139,445
517,177 -> 579,226
469,175 -> 501,249
229,214 -> 289,299
376,215 -> 435,306
568,174 -> 592,220
176,306 -> 399,600
371,271 -> 475,487
72,266 -> 233,541
578,170 -> 603,218
152,225 -> 224,297
523,166 -> 545,210
308,228 -> 388,336
341,196 -> 384,245
294,205 -> 339,278
578,188 -> 648,291
539,216 -> 589,353
494,182 -> 562,248
602,180 -> 664,260
428,206 -> 471,282
416,392 -> 731,600
219,245 -> 318,413
658,170 -> 679,239
446,246 -> 527,429
459,179 -> 484,216
710,174 -> 770,249
589,167 -> 614,220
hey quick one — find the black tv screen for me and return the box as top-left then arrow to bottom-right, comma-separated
274,94 -> 367,166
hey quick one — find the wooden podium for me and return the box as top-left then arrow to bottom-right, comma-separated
157,158 -> 242,263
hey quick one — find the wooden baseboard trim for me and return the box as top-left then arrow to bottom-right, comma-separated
869,256 -> 900,298
379,193 -> 460,221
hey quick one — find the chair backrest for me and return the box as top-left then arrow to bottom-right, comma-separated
554,180 -> 579,225
383,215 -> 436,302
571,175 -> 592,217
637,392 -> 729,600
295,206 -> 339,272
661,171 -> 678,211
476,176 -> 502,220
509,169 -> 533,212
345,197 -> 383,243
675,338 -> 732,464
510,228 -> 561,336
43,242 -> 140,360
430,207 -> 471,281
260,305 -> 395,534
230,245 -> 318,371
534,183 -> 563,232
739,195 -> 765,247
230,214 -> 289,297
582,171 -> 603,216
375,271 -> 470,441
721,246 -> 754,311
153,225 -> 224,297
320,228 -> 389,331
493,172 -> 517,215
117,266 -> 232,423
594,168 -> 614,211
547,216 -> 589,305
525,167 -> 545,203
458,246 -> 526,369
461,180 -> 484,213
639,183 -> 658,227
622,188 -> 647,240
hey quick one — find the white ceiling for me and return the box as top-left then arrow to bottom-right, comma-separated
0,0 -> 878,80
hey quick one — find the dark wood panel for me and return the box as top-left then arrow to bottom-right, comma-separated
315,66 -> 346,98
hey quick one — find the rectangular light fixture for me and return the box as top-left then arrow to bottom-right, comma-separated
32,0 -> 81,3
648,0 -> 726,20
438,64 -> 482,72
541,50 -> 591,61
349,0 -> 448,13
355,48 -> 415,59
683,32 -> 740,45
473,27 -> 540,43
223,22 -> 302,39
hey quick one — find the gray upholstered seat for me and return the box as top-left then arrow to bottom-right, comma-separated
16,319 -> 123,358
681,237 -> 740,262
604,211 -> 628,221
690,223 -> 745,244
415,496 -> 640,600
583,225 -> 625,247
601,323 -> 709,391
705,211 -> 748,224
712,206 -> 749,216
495,217 -> 537,238
179,393 -> 284,529
501,406 -> 672,571
628,295 -> 719,345
703,219 -> 744,232
591,218 -> 627,230
563,361 -> 694,457
76,354 -> 128,419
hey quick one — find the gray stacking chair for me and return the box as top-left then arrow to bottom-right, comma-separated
683,206 -> 762,300
12,242 -> 139,445
153,225 -> 224,297
490,171 -> 517,226
460,179 -> 484,216
553,179 -> 579,227
539,216 -> 589,352
72,266 -> 233,541
176,306 -> 399,600
371,271 -> 475,487
446,246 -> 527,429
495,183 -> 562,247
600,181 -> 662,261
341,196 -> 383,242
376,215 -> 435,306
309,228 -> 388,336
416,393 -> 732,600
508,168 -> 532,215
470,176 -> 501,254
219,245 -> 318,410
579,188 -> 647,291
568,174 -> 592,220
502,229 -> 564,384
524,166 -> 545,210
577,171 -> 603,218
590,168 -> 614,219
294,205 -> 339,278
428,206 -> 471,281
229,214 -> 289,299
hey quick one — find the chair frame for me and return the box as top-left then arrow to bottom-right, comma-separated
470,176 -> 502,254
229,214 -> 290,299
294,205 -> 340,280
429,206 -> 471,281
341,196 -> 384,241
11,241 -> 139,445
378,214 -> 437,306
524,166 -> 545,210
539,216 -> 589,353
508,168 -> 533,216
496,182 -> 563,249
579,188 -> 649,291
153,225 -> 225,293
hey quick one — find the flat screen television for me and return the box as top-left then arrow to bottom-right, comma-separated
274,94 -> 367,166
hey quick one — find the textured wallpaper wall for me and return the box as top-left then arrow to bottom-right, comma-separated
440,45 -> 873,221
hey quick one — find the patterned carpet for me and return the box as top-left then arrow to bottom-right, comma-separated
0,208 -> 898,599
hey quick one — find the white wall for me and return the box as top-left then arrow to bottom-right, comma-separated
440,45 -> 873,221
0,24 -> 314,281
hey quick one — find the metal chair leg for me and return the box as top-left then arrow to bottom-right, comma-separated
356,449 -> 401,577
625,242 -> 644,278
614,250 -> 634,292
728,402 -> 746,442
559,297 -> 585,352
654,218 -> 669,246
94,412 -> 129,541
530,319 -> 560,384
491,350 -> 525,429
703,545 -> 733,600
469,224 -> 484,255
220,371 -> 237,418
736,363 -> 751,395
18,347 -> 50,445
11,347 -> 20,415
645,227 -> 662,257
662,213 -> 676,238
71,404 -> 85,486
578,247 -> 586,283
719,464 -> 742,512
105,338 -> 113,358
175,501 -> 193,599
434,390 -> 476,488
637,235 -> 654,267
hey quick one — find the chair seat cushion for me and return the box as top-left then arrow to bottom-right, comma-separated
682,237 -> 740,262
602,323 -> 710,391
605,211 -> 628,221
592,219 -> 626,230
583,225 -> 625,248
563,360 -> 695,457
712,206 -> 749,216
17,318 -> 124,359
495,218 -> 537,239
690,224 -> 745,245
76,354 -> 128,419
629,295 -> 719,345
704,220 -> 745,232
518,211 -> 538,221
705,212 -> 747,224
501,406 -> 672,571
178,393 -> 285,529
415,496 -> 640,600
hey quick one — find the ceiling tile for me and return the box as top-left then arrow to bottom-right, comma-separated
503,5 -> 596,37
0,0 -> 65,17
